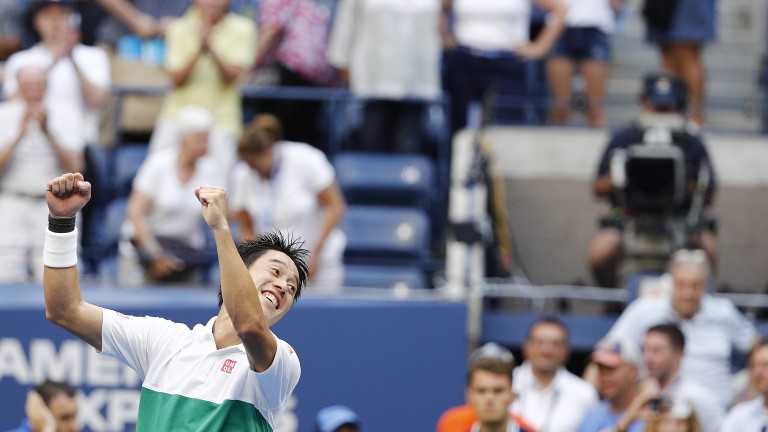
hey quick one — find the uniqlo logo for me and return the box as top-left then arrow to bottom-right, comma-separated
221,359 -> 237,374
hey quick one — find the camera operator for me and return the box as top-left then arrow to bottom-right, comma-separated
588,72 -> 717,288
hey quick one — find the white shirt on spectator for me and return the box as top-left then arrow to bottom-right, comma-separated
720,396 -> 768,432
562,0 -> 617,33
608,293 -> 758,408
453,0 -> 531,51
511,361 -> 599,432
3,43 -> 111,145
665,375 -> 725,432
327,0 -> 441,99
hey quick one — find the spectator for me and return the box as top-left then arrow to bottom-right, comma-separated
316,405 -> 361,432
642,0 -> 717,127
546,0 -> 627,126
4,0 -> 110,147
230,114 -> 346,292
643,396 -> 701,432
327,0 -> 442,154
578,337 -> 644,432
636,324 -> 723,432
720,341 -> 768,432
512,317 -> 599,432
253,0 -> 337,152
0,64 -> 84,284
436,342 -> 535,432
149,0 -> 256,174
6,380 -> 78,432
588,73 -> 716,288
607,249 -> 759,408
440,0 -> 566,134
119,105 -> 224,284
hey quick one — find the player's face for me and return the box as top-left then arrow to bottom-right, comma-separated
750,345 -> 768,396
48,394 -> 79,432
248,250 -> 299,326
671,264 -> 707,319
523,323 -> 568,374
465,370 -> 514,426
643,332 -> 679,382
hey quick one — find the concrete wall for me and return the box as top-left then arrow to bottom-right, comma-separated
480,126 -> 768,293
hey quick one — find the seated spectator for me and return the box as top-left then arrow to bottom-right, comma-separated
316,405 -> 361,432
720,341 -> 768,432
440,0 -> 566,134
119,105 -> 224,284
436,342 -> 535,432
229,114 -> 346,292
632,324 -> 722,432
4,0 -> 110,147
6,380 -> 79,432
546,0 -> 627,126
251,0 -> 338,153
512,317 -> 599,432
149,0 -> 256,174
327,0 -> 442,154
0,64 -> 84,284
607,249 -> 759,408
588,73 -> 716,288
579,337 -> 644,432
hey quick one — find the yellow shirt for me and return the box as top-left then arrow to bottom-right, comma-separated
160,8 -> 256,136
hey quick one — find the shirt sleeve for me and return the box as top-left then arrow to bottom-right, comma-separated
228,162 -> 252,212
100,308 -> 190,381
724,301 -> 758,354
72,46 -> 112,89
606,299 -> 651,347
2,52 -> 21,97
165,18 -> 199,71
297,144 -> 335,193
132,153 -> 163,197
253,336 -> 301,413
213,15 -> 257,69
326,0 -> 357,68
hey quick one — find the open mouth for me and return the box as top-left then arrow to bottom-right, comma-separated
263,291 -> 280,309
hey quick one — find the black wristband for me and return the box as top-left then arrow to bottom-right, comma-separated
48,215 -> 76,233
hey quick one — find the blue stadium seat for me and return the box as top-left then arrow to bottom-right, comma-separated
113,143 -> 149,197
341,205 -> 431,266
343,264 -> 428,289
93,197 -> 128,281
333,152 -> 434,207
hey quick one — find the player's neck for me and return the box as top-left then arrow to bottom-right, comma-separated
213,309 -> 241,349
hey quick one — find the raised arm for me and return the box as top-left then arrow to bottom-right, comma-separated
43,172 -> 103,350
196,185 -> 277,371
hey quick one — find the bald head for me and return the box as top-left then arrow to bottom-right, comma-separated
17,65 -> 48,104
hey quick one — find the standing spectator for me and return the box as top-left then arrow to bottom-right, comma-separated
6,380 -> 79,432
253,0 -> 337,152
4,0 -> 110,147
119,105 -> 224,284
578,337 -> 645,432
230,114 -> 346,292
512,317 -> 599,432
546,0 -> 627,126
440,0 -> 566,134
607,249 -> 759,408
643,0 -> 716,126
327,0 -> 442,154
0,65 -> 84,284
149,0 -> 256,174
720,341 -> 768,432
316,405 -> 361,432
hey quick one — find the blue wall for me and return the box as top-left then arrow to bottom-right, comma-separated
0,286 -> 467,432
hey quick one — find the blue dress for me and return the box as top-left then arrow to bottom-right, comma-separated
646,0 -> 717,43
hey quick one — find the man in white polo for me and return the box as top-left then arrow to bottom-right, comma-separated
42,172 -> 309,430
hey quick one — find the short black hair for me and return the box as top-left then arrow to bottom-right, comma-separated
35,380 -> 76,406
218,231 -> 310,308
647,323 -> 685,352
526,315 -> 570,342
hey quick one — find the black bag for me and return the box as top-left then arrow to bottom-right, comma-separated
642,0 -> 680,32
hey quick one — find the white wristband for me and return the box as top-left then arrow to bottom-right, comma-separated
43,228 -> 78,268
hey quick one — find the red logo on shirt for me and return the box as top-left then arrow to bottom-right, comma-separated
221,359 -> 237,374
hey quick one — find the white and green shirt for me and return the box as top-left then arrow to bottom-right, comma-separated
100,309 -> 301,431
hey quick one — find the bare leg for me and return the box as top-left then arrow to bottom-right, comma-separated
589,227 -> 624,288
660,43 -> 706,125
581,59 -> 609,127
547,56 -> 576,125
